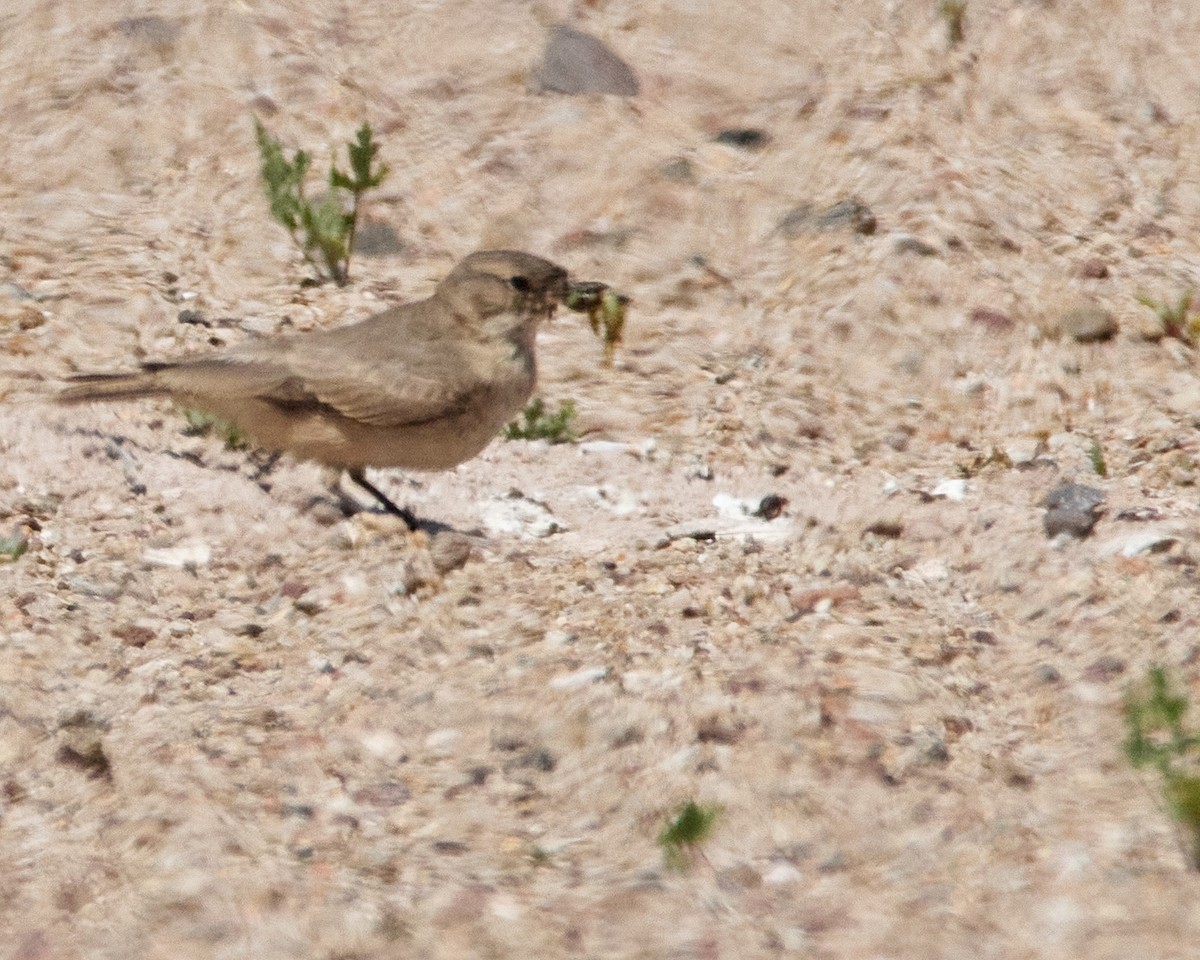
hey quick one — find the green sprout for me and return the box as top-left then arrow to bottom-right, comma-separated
503,398 -> 578,444
254,120 -> 389,286
1136,290 -> 1198,345
658,800 -> 721,872
0,532 -> 28,562
1124,665 -> 1200,869
1086,437 -> 1108,477
182,407 -> 250,450
939,0 -> 967,47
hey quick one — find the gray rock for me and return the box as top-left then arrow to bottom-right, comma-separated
533,25 -> 639,97
779,198 -> 876,237
354,220 -> 404,257
1061,305 -> 1118,343
1042,482 -> 1105,538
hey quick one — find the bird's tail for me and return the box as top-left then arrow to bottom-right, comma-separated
57,364 -> 174,403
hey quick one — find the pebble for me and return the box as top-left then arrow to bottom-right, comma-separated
779,197 -> 876,237
970,307 -> 1015,332
548,665 -> 609,690
429,531 -> 473,574
1096,528 -> 1179,557
480,492 -> 565,538
143,540 -> 212,569
929,478 -> 967,501
762,862 -> 803,885
1003,436 -> 1045,467
713,128 -> 770,150
1042,482 -> 1104,539
1061,305 -> 1118,343
893,235 -> 939,257
533,24 -> 639,97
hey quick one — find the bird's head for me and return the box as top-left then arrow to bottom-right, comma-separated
438,250 -> 570,340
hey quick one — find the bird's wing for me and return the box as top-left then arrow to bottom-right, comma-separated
248,338 -> 492,428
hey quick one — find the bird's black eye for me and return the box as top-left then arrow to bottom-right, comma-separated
509,275 -> 531,293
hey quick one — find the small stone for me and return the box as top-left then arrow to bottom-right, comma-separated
1079,258 -> 1109,279
143,540 -> 211,569
930,478 -> 967,501
753,494 -> 787,520
1042,482 -> 1104,539
779,198 -> 876,237
112,623 -> 156,648
351,781 -> 412,807
713,128 -> 770,150
239,315 -> 277,336
429,531 -> 473,574
1061,305 -> 1118,343
1003,436 -> 1044,466
1084,655 -> 1126,683
762,862 -> 803,885
660,157 -> 695,182
354,220 -> 404,257
970,307 -> 1015,332
177,308 -> 208,326
862,518 -> 903,538
1036,664 -> 1062,684
548,666 -> 609,690
533,24 -> 639,97
480,492 -> 565,538
1097,528 -> 1179,558
893,235 -> 938,257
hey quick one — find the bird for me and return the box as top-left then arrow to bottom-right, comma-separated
57,250 -> 571,529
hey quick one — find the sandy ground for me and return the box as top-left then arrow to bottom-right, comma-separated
4,0 -> 1200,956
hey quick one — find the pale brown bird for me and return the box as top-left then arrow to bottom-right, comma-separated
58,250 -> 570,529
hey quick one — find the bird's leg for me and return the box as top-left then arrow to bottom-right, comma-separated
346,468 -> 419,530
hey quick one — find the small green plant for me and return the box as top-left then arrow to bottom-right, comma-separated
182,407 -> 250,450
658,800 -> 721,871
1136,289 -> 1198,345
1124,665 -> 1200,869
254,119 -> 389,286
1086,437 -> 1108,477
939,0 -> 967,47
0,531 -> 28,562
503,398 -> 578,443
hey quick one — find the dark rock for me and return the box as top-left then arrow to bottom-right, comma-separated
713,128 -> 770,150
354,220 -> 404,257
660,157 -> 695,182
753,494 -> 787,520
1042,482 -> 1105,538
893,236 -> 938,256
1084,655 -> 1127,682
533,25 -> 639,97
177,309 -> 208,326
779,197 -> 876,237
1061,305 -> 1118,343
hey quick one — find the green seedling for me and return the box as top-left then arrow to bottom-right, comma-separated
564,280 -> 629,366
1136,290 -> 1198,345
254,119 -> 389,286
658,800 -> 721,872
182,407 -> 250,450
1124,665 -> 1200,869
1086,437 -> 1108,477
0,532 -> 28,562
939,0 -> 967,47
503,398 -> 577,444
